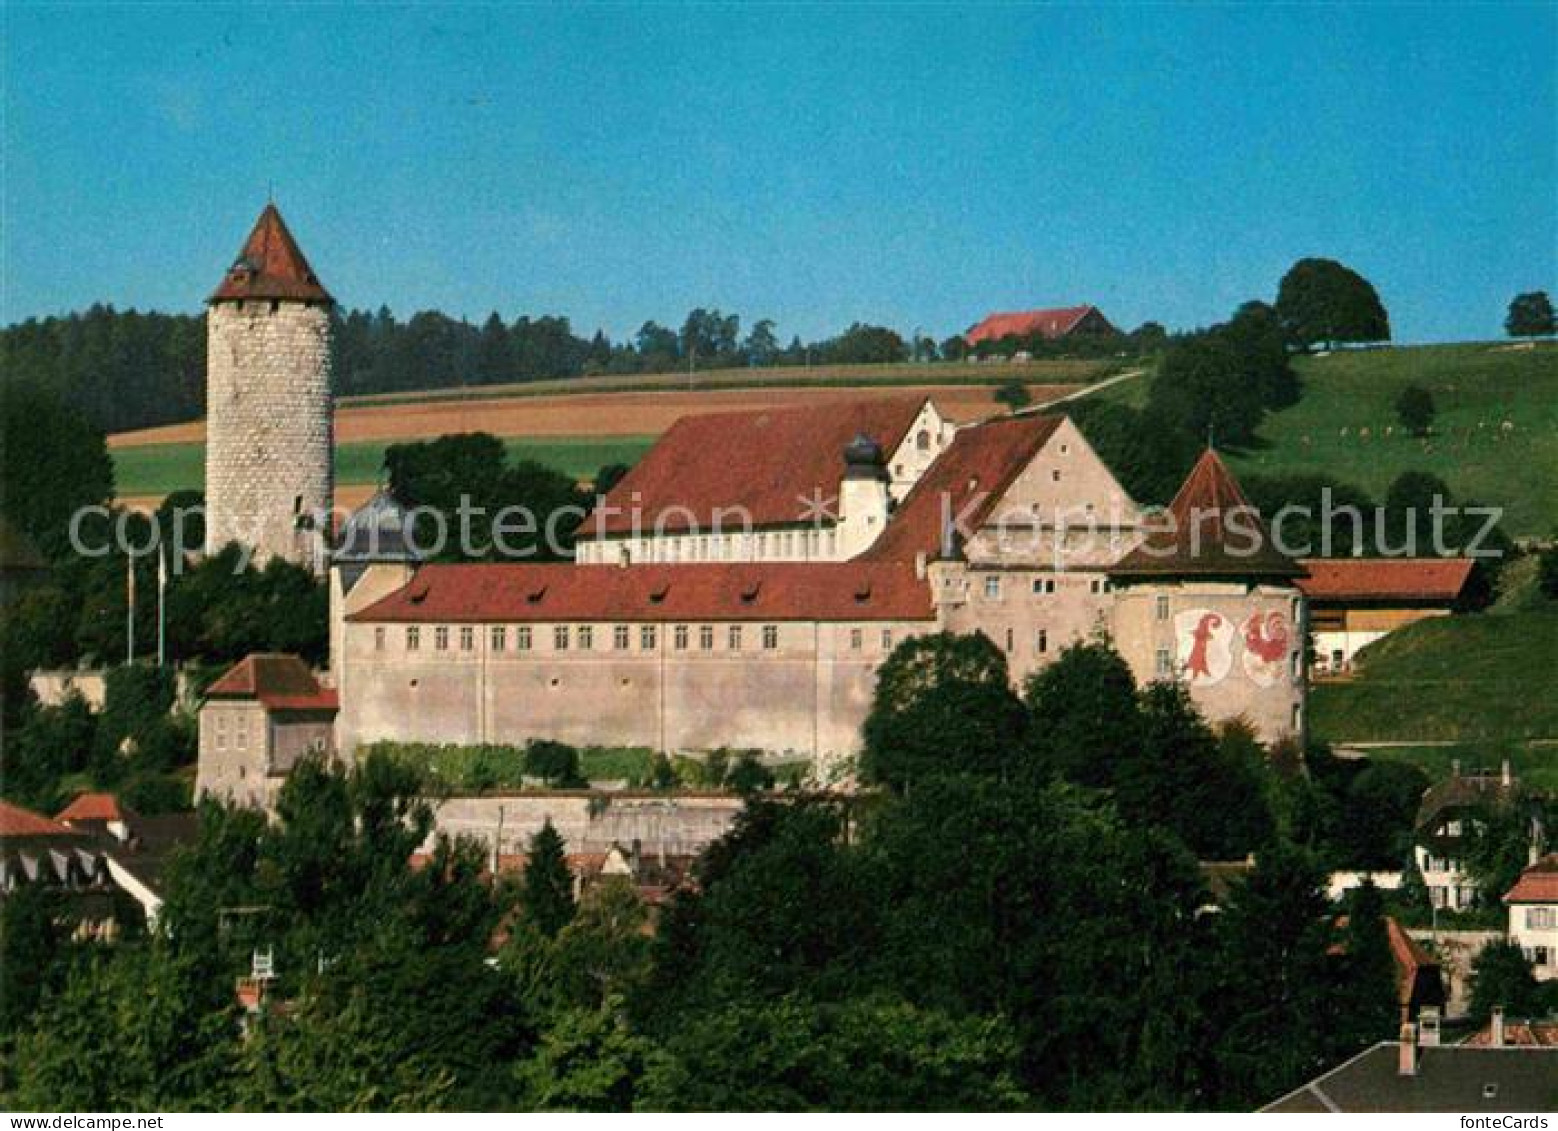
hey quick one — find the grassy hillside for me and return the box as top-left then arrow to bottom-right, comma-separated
1309,608 -> 1558,745
1227,341 -> 1558,537
113,435 -> 655,498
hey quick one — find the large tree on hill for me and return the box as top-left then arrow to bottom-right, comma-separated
1275,258 -> 1391,351
1505,291 -> 1556,339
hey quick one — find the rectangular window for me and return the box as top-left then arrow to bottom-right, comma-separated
1291,702 -> 1303,731
1036,629 -> 1049,655
641,625 -> 657,650
1529,907 -> 1556,929
1032,577 -> 1056,595
674,624 -> 690,650
984,576 -> 1001,599
579,626 -> 594,650
517,626 -> 532,651
881,628 -> 893,651
1290,651 -> 1302,680
850,628 -> 863,651
699,625 -> 714,651
491,626 -> 506,651
1155,647 -> 1173,678
374,627 -> 385,651
236,724 -> 247,751
435,626 -> 450,651
406,626 -> 421,651
728,625 -> 743,651
554,626 -> 570,651
1155,595 -> 1170,621
614,625 -> 630,651
762,625 -> 779,650
1005,628 -> 1014,652
459,626 -> 474,651
1089,578 -> 1106,594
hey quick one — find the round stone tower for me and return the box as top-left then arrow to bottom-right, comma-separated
204,204 -> 334,571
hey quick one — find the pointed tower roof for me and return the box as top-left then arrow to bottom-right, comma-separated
208,204 -> 332,304
1110,448 -> 1303,580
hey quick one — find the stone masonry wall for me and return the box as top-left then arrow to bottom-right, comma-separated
205,301 -> 333,570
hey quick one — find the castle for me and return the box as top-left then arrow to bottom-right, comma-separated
196,206 -> 1309,805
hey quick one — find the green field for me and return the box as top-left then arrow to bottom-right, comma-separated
1309,608 -> 1558,748
112,435 -> 656,498
338,357 -> 1124,408
1228,342 -> 1558,537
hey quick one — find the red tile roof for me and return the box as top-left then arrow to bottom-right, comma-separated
862,413 -> 1065,561
1386,918 -> 1441,1007
55,792 -> 130,825
1505,853 -> 1558,904
1296,558 -> 1476,604
349,561 -> 935,624
208,204 -> 332,304
205,654 -> 339,712
1110,449 -> 1303,579
964,305 -> 1112,344
0,799 -> 75,839
1464,1020 -> 1558,1048
583,396 -> 928,538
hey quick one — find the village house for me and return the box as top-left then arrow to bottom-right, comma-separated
195,654 -> 338,809
1413,761 -> 1540,911
1505,852 -> 1558,981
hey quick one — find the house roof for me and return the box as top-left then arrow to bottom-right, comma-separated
1386,918 -> 1443,1008
208,204 -> 333,304
1464,1020 -> 1558,1048
964,305 -> 1109,344
1262,1044 -> 1558,1112
55,792 -> 131,825
1415,769 -> 1525,836
1297,558 -> 1477,604
1505,853 -> 1558,905
1110,448 -> 1304,580
205,654 -> 339,712
0,799 -> 75,839
582,396 -> 928,538
861,413 -> 1065,562
349,560 -> 936,624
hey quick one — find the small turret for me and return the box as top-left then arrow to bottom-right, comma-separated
836,432 -> 890,558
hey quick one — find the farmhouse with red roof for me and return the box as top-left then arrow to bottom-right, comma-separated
1298,557 -> 1480,673
964,304 -> 1117,346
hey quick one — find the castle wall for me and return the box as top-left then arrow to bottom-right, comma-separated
427,792 -> 749,859
205,301 -> 333,570
336,616 -> 935,771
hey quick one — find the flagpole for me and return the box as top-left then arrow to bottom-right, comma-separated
156,548 -> 167,668
125,550 -> 136,665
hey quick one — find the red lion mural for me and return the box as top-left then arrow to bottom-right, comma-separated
1242,611 -> 1289,665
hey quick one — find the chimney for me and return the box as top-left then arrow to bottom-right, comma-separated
914,551 -> 927,580
1419,1006 -> 1441,1047
1492,1007 -> 1506,1048
1398,1022 -> 1418,1076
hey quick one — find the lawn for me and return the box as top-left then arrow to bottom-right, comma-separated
1228,342 -> 1558,537
112,435 -> 656,499
1309,608 -> 1558,745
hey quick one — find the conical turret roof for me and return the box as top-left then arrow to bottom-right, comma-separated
1110,448 -> 1302,579
208,203 -> 332,304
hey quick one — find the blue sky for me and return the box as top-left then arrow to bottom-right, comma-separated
5,3 -> 1554,343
